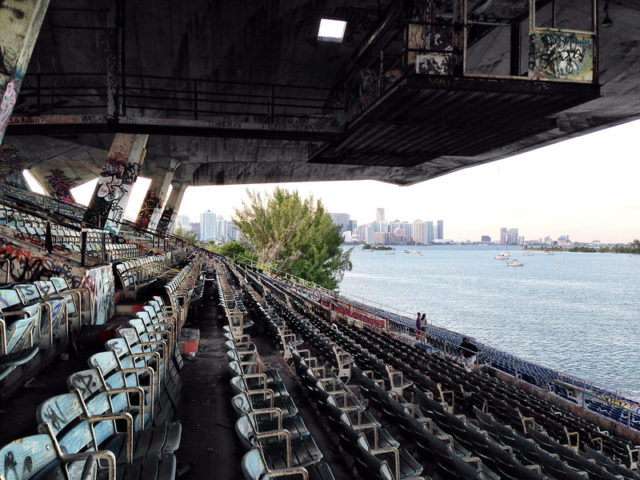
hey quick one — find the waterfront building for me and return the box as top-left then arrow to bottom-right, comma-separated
481,235 -> 491,243
436,219 -> 444,240
427,221 -> 434,244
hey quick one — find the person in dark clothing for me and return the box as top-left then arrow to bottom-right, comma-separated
458,336 -> 478,368
415,312 -> 422,339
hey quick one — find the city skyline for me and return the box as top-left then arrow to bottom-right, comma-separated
62,119 -> 640,244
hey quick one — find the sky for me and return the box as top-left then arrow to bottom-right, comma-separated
61,119 -> 640,244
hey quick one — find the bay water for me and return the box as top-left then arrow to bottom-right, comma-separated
339,245 -> 640,399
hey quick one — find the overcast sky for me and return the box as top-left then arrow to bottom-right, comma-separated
68,119 -> 640,244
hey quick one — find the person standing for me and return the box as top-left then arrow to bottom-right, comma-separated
420,313 -> 427,332
415,312 -> 422,339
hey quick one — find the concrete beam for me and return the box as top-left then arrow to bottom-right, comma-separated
84,133 -> 148,234
0,0 -> 50,143
156,183 -> 188,234
134,162 -> 177,231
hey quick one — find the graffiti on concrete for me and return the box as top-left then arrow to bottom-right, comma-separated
0,79 -> 18,135
84,147 -> 140,232
135,189 -> 163,230
528,31 -> 594,81
80,265 -> 114,325
0,143 -> 27,189
44,168 -> 75,203
0,238 -> 80,287
156,206 -> 175,233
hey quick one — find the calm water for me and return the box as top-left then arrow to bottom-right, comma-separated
339,245 -> 640,398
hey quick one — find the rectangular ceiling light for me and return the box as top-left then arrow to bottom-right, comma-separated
318,18 -> 347,43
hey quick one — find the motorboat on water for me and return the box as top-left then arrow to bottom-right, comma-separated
507,259 -> 524,266
495,252 -> 510,260
404,249 -> 422,255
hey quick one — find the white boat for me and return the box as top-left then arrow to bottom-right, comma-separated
507,259 -> 524,266
543,251 -> 554,255
494,252 -> 510,260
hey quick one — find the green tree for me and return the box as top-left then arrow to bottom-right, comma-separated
173,226 -> 198,244
233,188 -> 352,289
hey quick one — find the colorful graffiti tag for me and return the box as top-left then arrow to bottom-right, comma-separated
135,190 -> 163,230
528,31 -> 594,81
0,237 -> 80,287
80,265 -> 115,325
0,78 -> 17,135
156,206 -> 175,233
44,168 -> 76,204
84,142 -> 141,233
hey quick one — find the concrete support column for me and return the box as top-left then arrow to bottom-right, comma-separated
156,183 -> 188,235
0,0 -> 51,144
84,133 -> 148,234
134,167 -> 174,231
0,143 -> 29,189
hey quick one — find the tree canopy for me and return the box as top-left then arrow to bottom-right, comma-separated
233,188 -> 352,290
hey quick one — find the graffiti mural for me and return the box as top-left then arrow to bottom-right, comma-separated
0,237 -> 81,287
0,143 -> 27,189
528,31 -> 594,81
134,189 -> 163,230
80,265 -> 115,325
84,136 -> 143,233
0,78 -> 17,133
44,168 -> 76,204
156,206 -> 175,233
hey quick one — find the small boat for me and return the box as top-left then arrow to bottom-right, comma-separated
507,259 -> 524,267
384,251 -> 395,255
543,251 -> 554,255
495,252 -> 510,260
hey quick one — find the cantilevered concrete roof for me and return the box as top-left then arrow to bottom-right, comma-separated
3,0 -> 640,187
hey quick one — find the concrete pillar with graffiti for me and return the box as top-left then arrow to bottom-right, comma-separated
156,183 -> 188,234
84,133 -> 148,234
0,0 -> 51,144
134,162 -> 177,231
0,143 -> 30,189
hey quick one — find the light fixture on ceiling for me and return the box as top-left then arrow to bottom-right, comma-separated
602,0 -> 613,27
318,18 -> 347,43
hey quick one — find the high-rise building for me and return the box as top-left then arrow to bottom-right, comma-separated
330,213 -> 351,234
376,208 -> 385,223
412,220 -> 426,244
501,227 -> 519,245
348,219 -> 358,233
426,221 -> 434,244
189,222 -> 201,238
436,220 -> 444,240
200,210 -> 217,241
175,215 -> 190,231
481,235 -> 491,243
500,227 -> 508,244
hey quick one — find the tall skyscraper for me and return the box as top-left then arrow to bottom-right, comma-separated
426,221 -> 434,244
500,227 -> 508,244
200,210 -> 217,241
436,220 -> 444,240
376,208 -> 385,223
412,220 -> 426,244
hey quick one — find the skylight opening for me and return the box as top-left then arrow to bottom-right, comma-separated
318,18 -> 347,43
